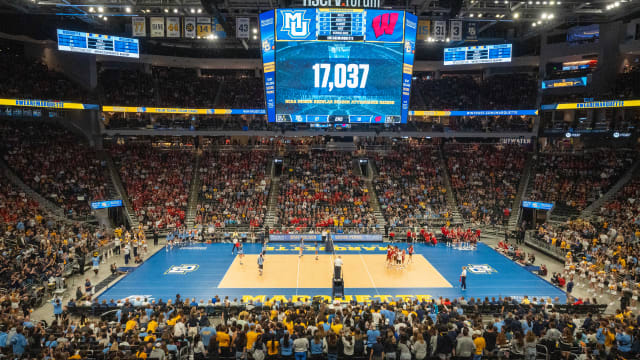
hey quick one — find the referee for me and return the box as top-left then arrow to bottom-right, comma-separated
460,266 -> 467,290
257,253 -> 264,276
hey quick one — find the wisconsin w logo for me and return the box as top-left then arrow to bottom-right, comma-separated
281,10 -> 311,38
371,13 -> 399,38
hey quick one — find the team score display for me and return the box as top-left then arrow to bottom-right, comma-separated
312,63 -> 369,92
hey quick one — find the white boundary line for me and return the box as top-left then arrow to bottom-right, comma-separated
359,253 -> 380,296
296,255 -> 301,296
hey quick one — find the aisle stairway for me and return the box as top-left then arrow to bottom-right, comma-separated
508,154 -> 534,229
102,152 -> 140,230
264,161 -> 280,228
437,148 -> 464,226
364,160 -> 386,227
185,152 -> 202,229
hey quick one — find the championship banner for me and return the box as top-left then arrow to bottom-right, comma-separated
150,17 -> 165,37
450,20 -> 462,41
465,22 -> 477,41
166,17 -> 180,38
433,21 -> 446,41
416,20 -> 430,41
0,98 -> 99,110
236,17 -> 250,39
132,17 -> 146,37
184,17 -> 196,39
196,17 -> 212,38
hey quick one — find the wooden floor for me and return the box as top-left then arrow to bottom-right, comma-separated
218,254 -> 452,289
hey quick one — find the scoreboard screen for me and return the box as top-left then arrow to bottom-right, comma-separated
57,29 -> 139,58
259,8 -> 417,124
443,44 -> 512,66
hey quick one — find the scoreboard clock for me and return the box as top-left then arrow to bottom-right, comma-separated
259,8 -> 417,124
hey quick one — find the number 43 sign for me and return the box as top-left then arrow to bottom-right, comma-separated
236,17 -> 250,39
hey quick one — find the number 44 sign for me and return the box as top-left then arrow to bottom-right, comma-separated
236,17 -> 250,39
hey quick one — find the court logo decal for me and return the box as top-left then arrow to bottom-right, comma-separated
467,264 -> 497,274
165,264 -> 199,275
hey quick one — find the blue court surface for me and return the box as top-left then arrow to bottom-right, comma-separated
98,242 -> 566,304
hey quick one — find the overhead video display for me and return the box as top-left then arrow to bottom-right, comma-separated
259,8 -> 417,124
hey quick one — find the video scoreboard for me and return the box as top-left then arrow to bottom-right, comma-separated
57,29 -> 139,58
444,44 -> 512,65
259,8 -> 418,124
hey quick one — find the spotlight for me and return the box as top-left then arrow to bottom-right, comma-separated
125,6 -> 131,12
513,12 -> 520,18
97,6 -> 104,12
173,8 -> 178,13
89,6 -> 95,12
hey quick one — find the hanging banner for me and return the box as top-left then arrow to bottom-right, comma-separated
433,20 -> 446,41
132,17 -> 146,37
465,22 -> 477,41
150,17 -> 165,37
166,17 -> 180,38
236,17 -> 250,39
212,17 -> 227,39
184,17 -> 196,39
450,20 -> 462,41
417,19 -> 430,41
197,17 -> 212,38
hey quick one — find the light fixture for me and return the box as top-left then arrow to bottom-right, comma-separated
541,12 -> 547,18
164,8 -> 168,13
252,28 -> 257,34
469,13 -> 475,17
478,13 -> 483,17
550,1 -> 555,4
173,8 -> 178,13
496,13 -> 501,17
97,6 -> 104,12
252,35 -> 257,40
532,22 -> 537,26
197,8 -> 202,13
190,8 -> 195,13
125,6 -> 131,12
543,1 -> 547,4
537,20 -> 542,24
548,13 -> 554,18
446,37 -> 450,42
535,1 -> 540,4
513,12 -> 520,18
89,6 -> 95,12
103,16 -> 108,21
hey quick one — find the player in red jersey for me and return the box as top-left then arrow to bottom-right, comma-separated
408,244 -> 414,263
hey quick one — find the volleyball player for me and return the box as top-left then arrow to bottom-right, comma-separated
299,238 -> 304,258
408,244 -> 414,263
238,243 -> 244,265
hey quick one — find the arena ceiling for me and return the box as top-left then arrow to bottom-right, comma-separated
0,0 -> 638,48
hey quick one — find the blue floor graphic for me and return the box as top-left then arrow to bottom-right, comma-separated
98,242 -> 566,303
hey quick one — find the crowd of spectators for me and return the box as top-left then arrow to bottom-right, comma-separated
275,151 -> 377,230
100,67 -> 264,109
0,172 -> 107,332
1,120 -> 108,218
99,68 -> 157,107
598,175 -> 640,234
445,144 -> 526,226
530,150 -> 635,212
25,293 -> 633,360
196,150 -> 271,228
372,144 -> 449,227
0,42 -> 90,103
109,143 -> 194,230
534,216 -> 640,309
411,74 -> 537,110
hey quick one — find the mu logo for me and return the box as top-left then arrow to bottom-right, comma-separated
371,13 -> 399,38
281,10 -> 311,39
